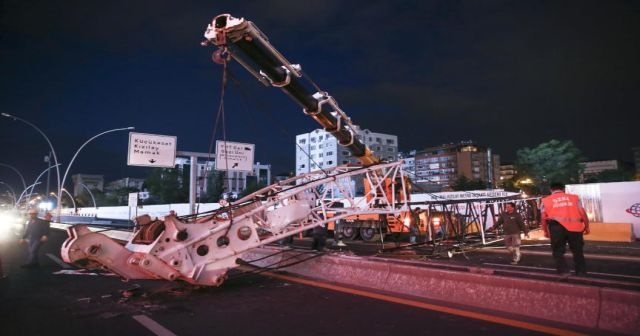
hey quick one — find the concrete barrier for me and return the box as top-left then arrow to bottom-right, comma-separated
244,247 -> 640,335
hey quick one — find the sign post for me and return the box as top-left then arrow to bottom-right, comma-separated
215,140 -> 254,172
128,132 -> 177,168
128,192 -> 138,230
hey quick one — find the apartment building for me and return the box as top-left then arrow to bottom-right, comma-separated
414,141 -> 500,188
295,125 -> 398,175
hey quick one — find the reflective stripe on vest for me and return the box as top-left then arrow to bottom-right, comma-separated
542,193 -> 584,232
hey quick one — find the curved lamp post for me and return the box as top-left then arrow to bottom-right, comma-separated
0,181 -> 17,206
79,183 -> 97,208
0,163 -> 27,192
57,126 -> 134,218
24,164 -> 61,207
16,182 -> 41,207
60,188 -> 77,212
1,114 -> 60,200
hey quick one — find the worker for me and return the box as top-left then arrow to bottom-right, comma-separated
492,202 -> 528,264
19,208 -> 51,268
541,182 -> 590,276
311,223 -> 328,252
409,207 -> 422,244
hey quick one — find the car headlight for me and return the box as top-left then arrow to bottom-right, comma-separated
0,211 -> 21,240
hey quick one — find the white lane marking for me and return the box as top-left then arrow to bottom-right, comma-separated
483,262 -> 640,280
46,253 -> 72,269
132,315 -> 177,336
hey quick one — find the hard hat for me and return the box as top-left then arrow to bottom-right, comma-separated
27,208 -> 38,214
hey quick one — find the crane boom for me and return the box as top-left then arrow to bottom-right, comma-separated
60,14 -> 410,287
202,14 -> 380,167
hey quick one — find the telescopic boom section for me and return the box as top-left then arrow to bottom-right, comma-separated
203,14 -> 380,167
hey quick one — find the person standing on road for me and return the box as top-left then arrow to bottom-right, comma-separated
492,202 -> 528,264
409,207 -> 422,244
311,223 -> 328,251
311,209 -> 329,251
19,208 -> 51,268
541,182 -> 590,276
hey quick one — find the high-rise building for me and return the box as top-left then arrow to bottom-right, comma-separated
295,125 -> 398,175
398,150 -> 416,178
224,162 -> 271,198
499,163 -> 517,182
175,157 -> 215,197
414,141 -> 500,188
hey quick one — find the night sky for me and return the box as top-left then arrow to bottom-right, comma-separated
1,1 -> 638,193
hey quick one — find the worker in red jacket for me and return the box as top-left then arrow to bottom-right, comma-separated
541,182 -> 590,276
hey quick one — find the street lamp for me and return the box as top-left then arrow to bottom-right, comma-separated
79,183 -> 97,208
57,126 -> 134,218
0,163 -> 27,192
60,188 -> 77,213
1,113 -> 61,199
51,190 -> 77,213
25,164 -> 61,208
16,182 -> 41,207
0,181 -> 17,206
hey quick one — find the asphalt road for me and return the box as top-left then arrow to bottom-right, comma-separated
0,229 -> 598,336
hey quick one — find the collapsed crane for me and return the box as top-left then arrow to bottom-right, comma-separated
61,14 -> 411,286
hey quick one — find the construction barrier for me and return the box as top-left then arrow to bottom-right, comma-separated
527,222 -> 635,243
585,222 -> 635,242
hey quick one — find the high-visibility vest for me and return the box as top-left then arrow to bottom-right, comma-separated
542,192 -> 585,232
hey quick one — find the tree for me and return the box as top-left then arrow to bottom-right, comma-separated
499,178 -> 518,192
92,189 -> 120,206
239,175 -> 267,198
75,191 -> 93,208
515,140 -> 584,193
204,170 -> 226,202
114,186 -> 142,205
451,175 -> 486,191
144,167 -> 189,204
